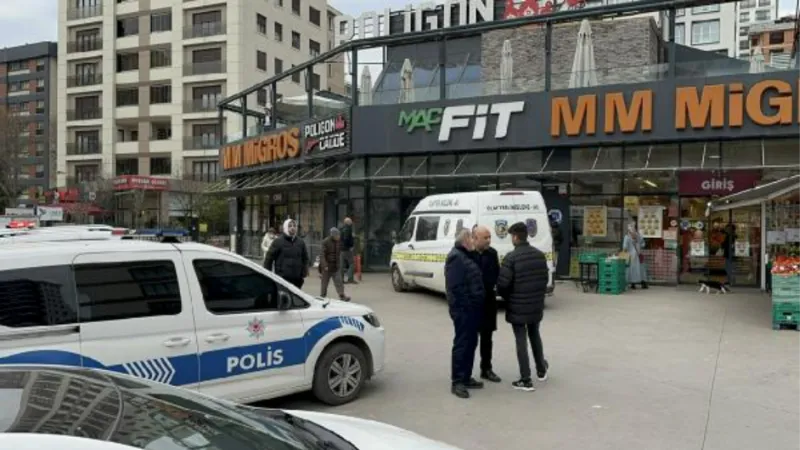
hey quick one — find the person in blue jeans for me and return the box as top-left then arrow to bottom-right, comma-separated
340,217 -> 357,284
722,223 -> 736,285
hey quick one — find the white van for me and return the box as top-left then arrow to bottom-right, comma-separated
390,190 -> 554,295
0,239 -> 385,406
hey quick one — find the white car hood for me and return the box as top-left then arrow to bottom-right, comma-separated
318,299 -> 372,315
287,410 -> 463,450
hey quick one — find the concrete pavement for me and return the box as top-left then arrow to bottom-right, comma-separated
258,275 -> 800,450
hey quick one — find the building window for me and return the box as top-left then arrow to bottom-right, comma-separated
151,157 -> 171,175
116,52 -> 139,72
309,7 -> 321,26
276,0 -> 283,7
35,100 -> 45,114
755,9 -> 770,21
769,31 -> 784,45
8,61 -> 26,72
291,65 -> 300,83
35,59 -> 46,72
739,26 -> 749,36
310,73 -> 320,91
74,261 -> 182,323
150,85 -> 171,104
675,8 -> 685,17
758,0 -> 770,6
192,161 -> 219,182
257,14 -> 267,34
739,39 -> 750,51
257,51 -> 267,71
674,23 -> 685,44
150,11 -> 172,32
741,0 -> 755,7
309,39 -> 321,57
257,88 -> 268,106
36,78 -> 45,92
291,0 -> 301,16
751,36 -> 760,47
691,4 -> 720,14
274,22 -> 283,41
35,164 -> 45,178
117,16 -> 139,37
691,20 -> 720,45
274,57 -> 283,74
150,48 -> 171,68
75,164 -> 99,181
151,123 -> 171,140
9,81 -> 26,92
116,158 -> 139,176
35,122 -> 44,136
328,11 -> 335,31
739,11 -> 749,23
117,87 -> 139,107
291,31 -> 301,49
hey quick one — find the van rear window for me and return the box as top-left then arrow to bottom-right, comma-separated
0,266 -> 78,328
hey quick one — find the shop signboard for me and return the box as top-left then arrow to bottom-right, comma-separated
113,175 -> 170,191
503,0 -> 588,18
352,71 -> 800,155
678,170 -> 760,196
303,112 -> 350,158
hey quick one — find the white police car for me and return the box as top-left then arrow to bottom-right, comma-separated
0,238 -> 385,405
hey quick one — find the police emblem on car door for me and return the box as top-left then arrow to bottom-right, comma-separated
495,220 -> 508,239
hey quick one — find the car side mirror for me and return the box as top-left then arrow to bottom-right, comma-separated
277,291 -> 292,310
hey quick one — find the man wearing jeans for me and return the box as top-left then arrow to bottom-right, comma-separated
340,217 -> 357,284
497,222 -> 550,392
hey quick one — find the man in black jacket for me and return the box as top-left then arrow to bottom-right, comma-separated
472,225 -> 501,383
340,217 -> 357,284
265,218 -> 310,289
445,229 -> 485,399
497,222 -> 550,392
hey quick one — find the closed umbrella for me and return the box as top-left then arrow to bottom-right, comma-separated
359,65 -> 372,105
399,58 -> 414,103
500,39 -> 514,94
749,46 -> 765,73
569,19 -> 598,88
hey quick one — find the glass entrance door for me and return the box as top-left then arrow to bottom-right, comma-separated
729,205 -> 761,287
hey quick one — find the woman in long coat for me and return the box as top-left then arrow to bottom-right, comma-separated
623,222 -> 648,289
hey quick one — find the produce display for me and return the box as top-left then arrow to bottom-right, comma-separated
771,256 -> 800,275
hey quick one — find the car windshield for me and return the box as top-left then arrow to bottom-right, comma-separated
0,368 -> 333,450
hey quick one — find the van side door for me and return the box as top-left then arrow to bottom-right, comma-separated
410,215 -> 441,289
0,263 -> 82,369
72,251 -> 200,387
182,252 -> 307,403
392,216 -> 417,283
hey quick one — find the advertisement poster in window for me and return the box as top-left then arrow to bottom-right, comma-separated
583,206 -> 607,237
638,206 -> 664,239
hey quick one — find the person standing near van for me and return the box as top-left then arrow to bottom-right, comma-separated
340,217 -> 357,284
497,222 -> 550,392
445,229 -> 485,399
320,227 -> 351,301
265,218 -> 309,289
472,225 -> 501,383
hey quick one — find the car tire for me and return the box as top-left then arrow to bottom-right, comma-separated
391,265 -> 408,292
312,342 -> 367,406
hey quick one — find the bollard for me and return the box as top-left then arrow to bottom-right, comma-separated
354,254 -> 362,281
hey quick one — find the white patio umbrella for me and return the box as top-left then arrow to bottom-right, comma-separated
399,58 -> 414,103
569,19 -> 599,88
499,39 -> 514,94
749,46 -> 766,73
359,65 -> 373,105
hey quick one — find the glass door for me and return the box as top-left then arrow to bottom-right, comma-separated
729,205 -> 761,287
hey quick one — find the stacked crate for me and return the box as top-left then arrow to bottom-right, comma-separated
598,258 -> 627,295
772,274 -> 800,330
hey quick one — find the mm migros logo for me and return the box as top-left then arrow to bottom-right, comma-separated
398,102 -> 525,143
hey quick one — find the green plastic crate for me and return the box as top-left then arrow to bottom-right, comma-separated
772,275 -> 800,302
579,253 -> 605,263
773,302 -> 800,329
598,285 -> 626,295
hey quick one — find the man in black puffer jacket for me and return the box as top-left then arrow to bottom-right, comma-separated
445,229 -> 485,399
497,221 -> 550,392
265,218 -> 309,289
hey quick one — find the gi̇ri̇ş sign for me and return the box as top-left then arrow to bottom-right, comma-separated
303,113 -> 350,157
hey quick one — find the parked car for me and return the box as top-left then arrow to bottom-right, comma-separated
0,366 -> 463,450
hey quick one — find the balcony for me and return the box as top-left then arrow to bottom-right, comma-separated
184,98 -> 220,113
183,22 -> 226,39
183,61 -> 224,76
67,5 -> 102,20
66,142 -> 101,155
184,136 -> 222,150
67,108 -> 102,121
67,73 -> 103,88
67,39 -> 103,53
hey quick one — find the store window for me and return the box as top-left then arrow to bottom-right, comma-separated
624,144 -> 679,169
367,198 -> 401,269
764,138 -> 800,168
680,141 -> 721,168
722,140 -> 763,168
429,155 -> 457,193
402,155 -> 427,197
370,157 -> 400,197
567,195 -> 625,278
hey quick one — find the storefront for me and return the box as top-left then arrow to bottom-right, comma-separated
213,71 -> 800,283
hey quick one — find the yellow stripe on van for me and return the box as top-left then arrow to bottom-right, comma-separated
392,251 -> 553,263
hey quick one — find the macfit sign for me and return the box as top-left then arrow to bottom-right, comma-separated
220,111 -> 351,175
352,72 -> 800,154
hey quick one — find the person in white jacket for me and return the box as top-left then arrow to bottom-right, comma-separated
261,227 -> 278,262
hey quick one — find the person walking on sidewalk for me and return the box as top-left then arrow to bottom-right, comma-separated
340,217 -> 357,284
264,218 -> 309,289
472,225 -> 502,384
320,227 -> 351,301
497,222 -> 550,392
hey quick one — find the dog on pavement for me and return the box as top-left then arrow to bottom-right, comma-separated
698,279 -> 730,294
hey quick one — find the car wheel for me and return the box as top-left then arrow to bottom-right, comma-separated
391,265 -> 408,292
313,342 -> 367,406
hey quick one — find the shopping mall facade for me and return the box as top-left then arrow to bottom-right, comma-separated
211,0 -> 800,288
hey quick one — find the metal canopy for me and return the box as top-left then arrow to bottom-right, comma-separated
710,174 -> 800,212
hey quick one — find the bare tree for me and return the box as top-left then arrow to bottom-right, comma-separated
0,107 -> 28,210
171,172 -> 228,236
64,177 -> 116,224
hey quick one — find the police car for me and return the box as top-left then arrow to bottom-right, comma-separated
0,237 -> 385,406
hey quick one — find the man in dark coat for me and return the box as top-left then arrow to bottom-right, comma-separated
265,218 -> 309,289
497,222 -> 550,392
320,227 -> 350,301
472,225 -> 501,383
340,217 -> 357,284
445,229 -> 485,399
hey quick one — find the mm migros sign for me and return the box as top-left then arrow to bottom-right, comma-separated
398,101 -> 526,142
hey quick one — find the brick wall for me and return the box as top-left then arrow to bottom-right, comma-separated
481,17 -> 663,93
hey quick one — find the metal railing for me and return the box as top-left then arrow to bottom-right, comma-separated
67,39 -> 102,53
183,61 -> 224,76
67,73 -> 102,88
184,98 -> 221,113
66,142 -> 101,155
67,5 -> 102,20
184,22 -> 226,39
67,108 -> 102,121
183,136 -> 222,150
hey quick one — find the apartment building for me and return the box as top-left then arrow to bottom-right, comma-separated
0,42 -> 58,207
748,16 -> 798,67
57,0 -> 345,190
